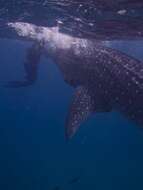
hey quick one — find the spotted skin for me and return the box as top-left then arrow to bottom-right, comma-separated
65,87 -> 93,139
6,22 -> 143,139
52,43 -> 143,138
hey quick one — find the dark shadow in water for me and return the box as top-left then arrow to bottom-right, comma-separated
68,176 -> 81,184
52,186 -> 61,190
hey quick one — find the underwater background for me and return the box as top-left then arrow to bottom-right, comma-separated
1,1 -> 143,190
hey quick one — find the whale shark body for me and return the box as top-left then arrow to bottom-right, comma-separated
6,22 -> 143,139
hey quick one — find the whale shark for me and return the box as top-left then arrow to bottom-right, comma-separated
5,21 -> 143,139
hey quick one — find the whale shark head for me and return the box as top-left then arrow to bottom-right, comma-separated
7,22 -> 57,41
7,21 -> 82,55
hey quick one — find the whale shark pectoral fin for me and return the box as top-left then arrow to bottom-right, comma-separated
5,42 -> 42,88
65,86 -> 94,140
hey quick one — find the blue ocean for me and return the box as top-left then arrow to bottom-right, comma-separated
0,1 -> 143,190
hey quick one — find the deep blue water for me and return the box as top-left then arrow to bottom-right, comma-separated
1,1 -> 143,190
1,39 -> 143,190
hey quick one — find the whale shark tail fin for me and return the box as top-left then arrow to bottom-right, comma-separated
65,86 -> 95,140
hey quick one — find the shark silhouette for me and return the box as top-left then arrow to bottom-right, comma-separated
4,22 -> 143,139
